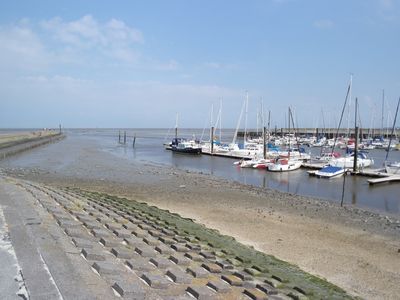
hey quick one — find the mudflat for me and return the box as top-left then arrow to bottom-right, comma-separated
1,136 -> 399,299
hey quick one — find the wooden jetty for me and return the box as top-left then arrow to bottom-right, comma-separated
368,175 -> 400,185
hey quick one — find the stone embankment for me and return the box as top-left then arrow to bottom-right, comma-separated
0,132 -> 65,159
0,176 -> 352,299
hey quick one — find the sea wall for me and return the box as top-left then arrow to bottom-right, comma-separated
0,133 -> 65,160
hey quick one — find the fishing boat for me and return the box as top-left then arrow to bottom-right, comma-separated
170,138 -> 202,154
314,165 -> 345,178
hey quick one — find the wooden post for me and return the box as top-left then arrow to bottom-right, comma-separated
124,131 -> 126,144
263,126 -> 266,159
341,171 -> 346,207
353,126 -> 359,172
210,126 -> 214,154
118,131 -> 121,143
353,97 -> 359,172
133,133 -> 136,148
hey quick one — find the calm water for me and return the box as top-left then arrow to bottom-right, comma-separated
2,128 -> 400,214
71,128 -> 400,215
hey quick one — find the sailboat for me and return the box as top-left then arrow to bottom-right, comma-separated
167,113 -> 202,154
267,107 -> 302,172
384,97 -> 400,174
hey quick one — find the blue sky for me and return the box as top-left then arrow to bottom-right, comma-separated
0,0 -> 399,129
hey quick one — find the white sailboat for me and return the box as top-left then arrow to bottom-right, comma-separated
267,107 -> 302,172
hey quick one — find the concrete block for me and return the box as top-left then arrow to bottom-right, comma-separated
83,221 -> 102,230
132,228 -> 147,238
143,237 -> 160,246
64,228 -> 88,238
215,260 -> 234,270
166,268 -> 192,284
221,274 -> 242,286
105,222 -> 122,231
92,261 -> 119,275
112,280 -> 146,299
234,271 -> 253,281
207,280 -> 231,293
113,228 -> 131,238
171,243 -> 187,252
169,254 -> 190,266
91,228 -> 111,238
72,238 -> 94,248
141,273 -> 170,289
99,237 -> 122,248
201,263 -> 222,273
111,247 -> 135,259
135,245 -> 157,257
186,266 -> 209,278
125,258 -> 155,272
159,237 -> 175,245
199,251 -> 216,260
155,245 -> 174,255
184,252 -> 204,262
243,288 -> 268,300
185,243 -> 201,251
256,283 -> 277,295
57,219 -> 81,228
76,215 -> 95,223
149,257 -> 174,269
186,286 -> 216,300
81,248 -> 106,261
124,237 -> 146,247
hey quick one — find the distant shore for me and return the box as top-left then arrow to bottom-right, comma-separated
1,134 -> 399,299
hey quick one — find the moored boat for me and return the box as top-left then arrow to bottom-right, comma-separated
171,138 -> 202,154
314,165 -> 345,178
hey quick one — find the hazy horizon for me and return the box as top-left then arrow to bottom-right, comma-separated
1,1 -> 399,129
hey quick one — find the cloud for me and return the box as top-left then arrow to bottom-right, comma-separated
203,62 -> 238,70
0,23 -> 49,71
313,19 -> 334,29
41,15 -> 143,63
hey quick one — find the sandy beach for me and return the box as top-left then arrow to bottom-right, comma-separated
1,135 -> 399,299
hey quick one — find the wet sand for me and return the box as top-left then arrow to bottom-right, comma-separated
1,136 -> 400,299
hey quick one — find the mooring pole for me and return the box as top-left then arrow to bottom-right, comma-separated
124,131 -> 126,144
118,131 -> 121,143
353,98 -> 359,172
353,126 -> 359,172
341,172 -> 346,207
263,126 -> 266,159
133,133 -> 136,148
210,126 -> 214,154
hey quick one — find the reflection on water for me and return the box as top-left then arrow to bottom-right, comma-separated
2,128 -> 400,214
97,129 -> 400,214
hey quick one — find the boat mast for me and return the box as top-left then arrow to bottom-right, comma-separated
244,91 -> 249,146
381,89 -> 385,140
385,97 -> 400,162
288,107 -> 291,159
232,98 -> 245,145
175,113 -> 178,140
346,73 -> 353,138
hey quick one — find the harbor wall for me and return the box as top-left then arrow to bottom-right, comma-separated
0,133 -> 65,160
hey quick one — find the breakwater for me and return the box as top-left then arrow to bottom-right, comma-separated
0,132 -> 65,160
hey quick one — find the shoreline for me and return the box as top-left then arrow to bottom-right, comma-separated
1,136 -> 399,299
0,131 -> 65,160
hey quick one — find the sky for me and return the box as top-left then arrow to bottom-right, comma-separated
0,0 -> 399,129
